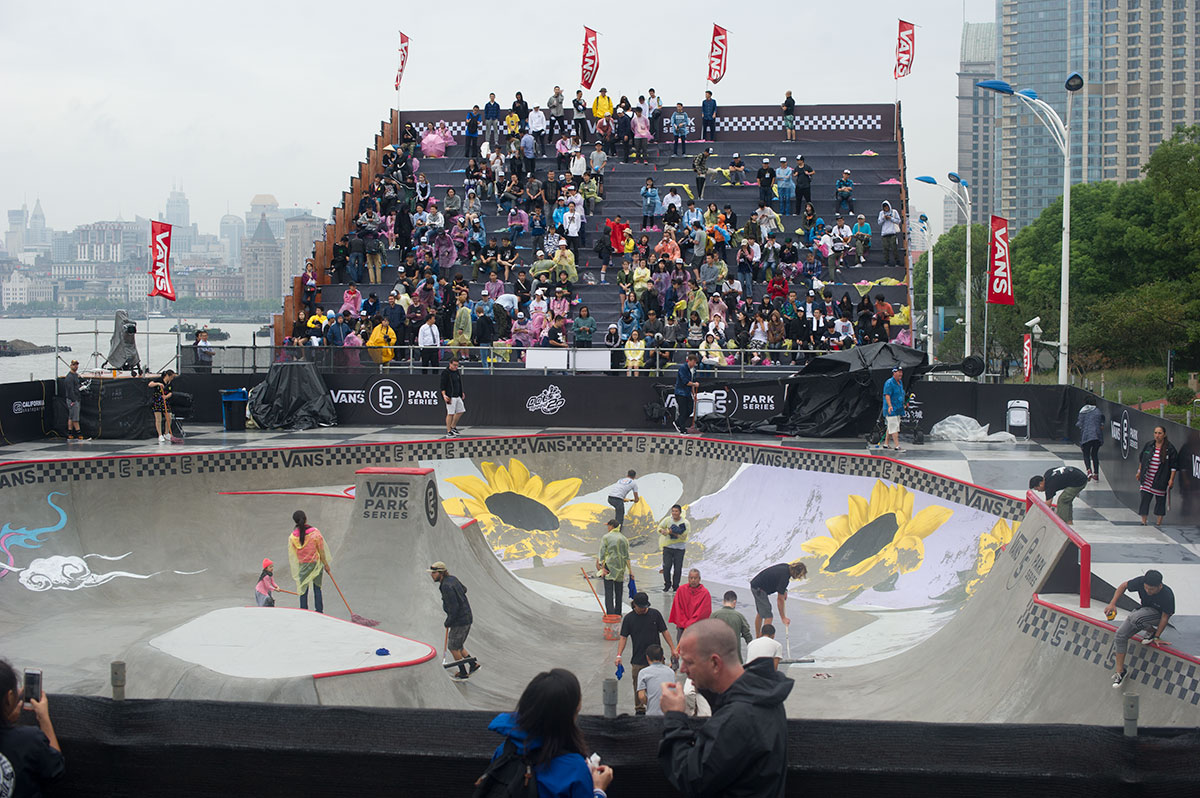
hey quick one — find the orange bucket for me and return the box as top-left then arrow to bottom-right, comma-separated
602,613 -> 622,640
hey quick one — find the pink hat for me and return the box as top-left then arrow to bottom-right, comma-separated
262,558 -> 273,569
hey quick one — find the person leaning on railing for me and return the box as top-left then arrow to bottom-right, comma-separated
366,315 -> 396,364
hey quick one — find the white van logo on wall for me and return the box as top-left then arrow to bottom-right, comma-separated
527,385 -> 566,415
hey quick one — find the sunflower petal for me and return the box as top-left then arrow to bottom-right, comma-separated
521,475 -> 545,499
802,536 -> 840,557
868,481 -> 889,521
445,475 -> 493,504
541,477 -> 584,511
902,505 -> 954,539
507,459 -> 531,491
825,514 -> 852,543
490,464 -> 515,493
479,461 -> 498,485
847,495 -> 869,532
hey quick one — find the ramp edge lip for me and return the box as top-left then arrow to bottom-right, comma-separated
219,489 -> 353,500
1033,593 -> 1200,666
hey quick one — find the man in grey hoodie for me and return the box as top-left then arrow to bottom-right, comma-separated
658,618 -> 793,797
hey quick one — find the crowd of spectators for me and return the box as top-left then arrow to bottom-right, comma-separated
280,86 -> 907,373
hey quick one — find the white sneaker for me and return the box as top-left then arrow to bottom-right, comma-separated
158,435 -> 166,442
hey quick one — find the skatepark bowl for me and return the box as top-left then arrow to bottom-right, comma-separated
2,432 -> 1199,794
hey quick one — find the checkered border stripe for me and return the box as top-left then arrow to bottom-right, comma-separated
4,434 -> 1022,520
409,113 -> 883,138
1019,601 -> 1200,706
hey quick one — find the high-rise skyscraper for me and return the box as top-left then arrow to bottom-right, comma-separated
6,206 -> 28,256
164,188 -> 190,228
28,199 -> 47,246
220,213 -> 245,268
956,22 -> 996,227
994,0 -> 1199,230
242,214 -> 282,301
244,195 -> 313,242
283,214 -> 323,289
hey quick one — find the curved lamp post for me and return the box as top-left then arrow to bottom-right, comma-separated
978,72 -> 1083,385
916,175 -> 971,360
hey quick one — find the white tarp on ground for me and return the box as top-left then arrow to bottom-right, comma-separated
929,414 -> 1017,443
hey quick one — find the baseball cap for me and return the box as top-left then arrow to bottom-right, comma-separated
732,152 -> 739,157
536,249 -> 545,256
762,158 -> 770,163
428,562 -> 448,573
796,154 -> 804,160
632,592 -> 651,607
517,311 -> 526,318
779,156 -> 787,162
892,366 -> 903,373
707,147 -> 715,154
843,169 -> 851,174
807,289 -> 816,296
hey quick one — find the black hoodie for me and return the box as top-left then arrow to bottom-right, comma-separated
658,657 -> 793,797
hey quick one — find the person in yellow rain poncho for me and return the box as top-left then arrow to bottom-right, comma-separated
288,510 -> 331,613
366,316 -> 396,364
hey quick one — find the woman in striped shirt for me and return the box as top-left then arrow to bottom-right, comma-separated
1135,426 -> 1179,525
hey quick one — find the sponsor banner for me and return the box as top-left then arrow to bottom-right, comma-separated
580,27 -> 599,90
148,221 -> 176,301
987,215 -> 1014,305
894,20 -> 915,79
708,24 -> 728,84
395,31 -> 410,90
1023,334 -> 1032,383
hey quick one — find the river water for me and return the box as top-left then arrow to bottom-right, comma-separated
0,317 -> 267,383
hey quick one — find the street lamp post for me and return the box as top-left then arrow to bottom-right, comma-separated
920,214 -> 934,362
978,73 -> 1084,385
916,175 -> 972,359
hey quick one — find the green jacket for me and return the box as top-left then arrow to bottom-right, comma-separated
658,511 -> 689,550
597,530 -> 630,583
711,605 -> 753,663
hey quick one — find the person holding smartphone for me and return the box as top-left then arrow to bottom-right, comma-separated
0,659 -> 64,797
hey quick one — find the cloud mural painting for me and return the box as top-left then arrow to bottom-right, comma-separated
0,492 -> 68,579
13,553 -> 204,592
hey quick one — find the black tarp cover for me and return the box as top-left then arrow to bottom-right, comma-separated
247,362 -> 337,431
766,343 -> 929,438
105,310 -> 140,371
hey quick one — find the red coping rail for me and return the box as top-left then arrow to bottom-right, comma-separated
1024,490 -> 1091,608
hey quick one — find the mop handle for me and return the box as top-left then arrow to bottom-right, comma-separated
581,567 -> 607,613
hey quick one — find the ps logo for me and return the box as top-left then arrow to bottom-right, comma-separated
369,379 -> 405,416
425,480 -> 439,527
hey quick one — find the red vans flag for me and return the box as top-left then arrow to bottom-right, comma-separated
895,20 -> 915,79
708,24 -> 728,83
581,28 -> 599,89
986,215 -> 1014,305
148,221 -> 176,301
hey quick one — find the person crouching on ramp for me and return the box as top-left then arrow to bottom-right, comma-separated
430,562 -> 480,680
288,510 -> 331,613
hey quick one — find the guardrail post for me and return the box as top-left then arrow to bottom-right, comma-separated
111,661 -> 126,701
602,677 -> 617,719
1078,541 -> 1091,608
1123,692 -> 1138,737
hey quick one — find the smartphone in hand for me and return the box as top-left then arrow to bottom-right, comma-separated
23,669 -> 42,704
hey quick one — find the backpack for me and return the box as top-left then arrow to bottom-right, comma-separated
472,738 -> 539,798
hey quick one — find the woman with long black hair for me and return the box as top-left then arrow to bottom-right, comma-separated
1136,426 -> 1179,525
0,659 -> 64,797
481,668 -> 613,797
287,510 -> 330,613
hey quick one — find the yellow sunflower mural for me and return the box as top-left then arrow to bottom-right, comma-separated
966,518 -> 1021,595
444,459 -> 608,560
801,480 -> 953,590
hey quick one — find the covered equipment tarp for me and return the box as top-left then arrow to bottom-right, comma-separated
105,310 -> 141,372
764,343 -> 928,438
247,362 -> 337,431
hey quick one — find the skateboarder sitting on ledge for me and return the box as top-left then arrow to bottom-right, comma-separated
1106,569 -> 1175,688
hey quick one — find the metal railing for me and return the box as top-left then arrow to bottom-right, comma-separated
181,344 -> 835,377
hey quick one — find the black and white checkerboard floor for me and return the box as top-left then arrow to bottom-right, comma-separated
4,426 -> 1196,652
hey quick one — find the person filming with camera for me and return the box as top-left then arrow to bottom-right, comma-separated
0,659 -> 64,797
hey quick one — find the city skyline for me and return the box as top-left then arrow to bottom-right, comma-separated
2,0 -> 993,239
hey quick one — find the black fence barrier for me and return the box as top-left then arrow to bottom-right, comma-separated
1064,387 -> 1200,527
45,694 -> 1200,797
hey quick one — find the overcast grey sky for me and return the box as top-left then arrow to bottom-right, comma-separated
1,0 -> 993,239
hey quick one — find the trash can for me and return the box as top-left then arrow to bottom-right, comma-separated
219,388 -> 248,432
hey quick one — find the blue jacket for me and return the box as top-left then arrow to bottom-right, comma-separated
883,376 -> 905,417
675,362 -> 695,396
670,110 -> 691,135
488,713 -> 594,798
640,186 -> 660,214
1076,405 -> 1104,444
702,98 -> 717,120
484,101 -> 501,120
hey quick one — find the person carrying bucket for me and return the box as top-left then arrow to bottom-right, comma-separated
255,558 -> 280,607
288,510 -> 331,613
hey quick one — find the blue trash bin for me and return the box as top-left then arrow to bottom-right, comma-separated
219,388 -> 248,432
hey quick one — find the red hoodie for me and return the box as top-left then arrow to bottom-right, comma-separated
606,218 -> 630,251
668,583 -> 713,629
